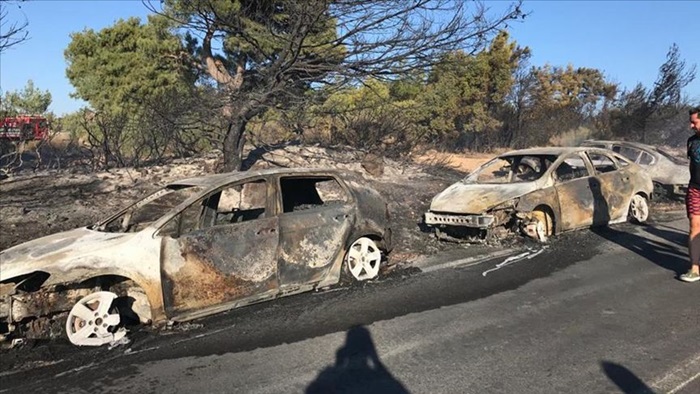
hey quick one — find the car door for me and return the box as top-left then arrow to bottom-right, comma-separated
553,153 -> 596,230
158,179 -> 280,316
276,175 -> 354,290
587,151 -> 633,222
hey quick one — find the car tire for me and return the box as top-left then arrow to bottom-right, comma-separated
652,182 -> 668,200
628,194 -> 649,224
343,237 -> 382,282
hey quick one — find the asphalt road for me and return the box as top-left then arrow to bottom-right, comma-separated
1,212 -> 698,394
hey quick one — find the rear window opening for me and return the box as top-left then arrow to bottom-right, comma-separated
280,177 -> 348,213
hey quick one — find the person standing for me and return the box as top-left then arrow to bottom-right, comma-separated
682,106 -> 700,282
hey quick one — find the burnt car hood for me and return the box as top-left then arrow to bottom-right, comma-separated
429,181 -> 539,214
0,227 -> 133,281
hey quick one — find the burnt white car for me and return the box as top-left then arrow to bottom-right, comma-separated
581,140 -> 689,197
424,147 -> 654,242
0,168 -> 392,346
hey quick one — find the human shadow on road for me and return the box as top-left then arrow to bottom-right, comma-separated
591,225 -> 687,275
601,361 -> 656,393
588,178 -> 687,275
306,325 -> 409,394
643,223 -> 687,249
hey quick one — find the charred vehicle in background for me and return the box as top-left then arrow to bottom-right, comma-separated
424,147 -> 654,243
580,140 -> 689,197
0,168 -> 392,346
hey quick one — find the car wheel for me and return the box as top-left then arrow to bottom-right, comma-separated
344,237 -> 382,281
652,182 -> 668,199
628,194 -> 649,224
65,291 -> 126,347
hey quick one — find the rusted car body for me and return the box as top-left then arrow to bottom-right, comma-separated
424,147 -> 654,242
0,168 -> 391,346
581,140 -> 689,197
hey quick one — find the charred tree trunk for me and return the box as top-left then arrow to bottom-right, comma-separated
222,117 -> 248,172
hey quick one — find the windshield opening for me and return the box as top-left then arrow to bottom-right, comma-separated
465,155 -> 557,184
94,185 -> 203,233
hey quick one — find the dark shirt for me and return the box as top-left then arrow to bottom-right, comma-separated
687,134 -> 700,189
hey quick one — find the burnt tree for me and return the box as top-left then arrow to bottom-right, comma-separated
148,0 -> 525,171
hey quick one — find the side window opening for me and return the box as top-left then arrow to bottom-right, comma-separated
159,200 -> 205,238
280,177 -> 348,213
613,153 -> 631,167
555,155 -> 589,183
209,180 -> 267,226
159,180 -> 268,237
617,146 -> 642,162
639,152 -> 654,165
587,152 -> 618,174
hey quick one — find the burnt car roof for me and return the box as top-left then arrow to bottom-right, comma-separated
499,146 -> 606,157
581,139 -> 687,156
169,167 -> 356,188
581,140 -> 658,151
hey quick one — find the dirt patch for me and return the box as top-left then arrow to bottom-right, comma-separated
411,149 -> 496,174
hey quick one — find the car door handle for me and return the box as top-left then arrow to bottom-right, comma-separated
333,214 -> 350,221
256,228 -> 276,235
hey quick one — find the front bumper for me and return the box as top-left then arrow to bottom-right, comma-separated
673,184 -> 688,196
424,212 -> 495,229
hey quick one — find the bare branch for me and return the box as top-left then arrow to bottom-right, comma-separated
0,0 -> 29,53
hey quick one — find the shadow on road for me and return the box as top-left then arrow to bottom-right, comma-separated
591,225 -> 687,276
643,223 -> 687,249
588,177 -> 687,276
601,361 -> 656,393
306,325 -> 409,394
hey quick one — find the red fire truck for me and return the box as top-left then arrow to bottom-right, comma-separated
0,115 -> 49,141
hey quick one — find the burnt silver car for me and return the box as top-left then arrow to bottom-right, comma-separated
0,168 -> 391,346
581,140 -> 689,197
424,147 -> 654,242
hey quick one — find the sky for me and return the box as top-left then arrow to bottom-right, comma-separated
0,0 -> 698,116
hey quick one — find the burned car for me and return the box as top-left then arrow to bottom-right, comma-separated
581,140 -> 689,197
424,147 -> 654,242
0,168 -> 391,346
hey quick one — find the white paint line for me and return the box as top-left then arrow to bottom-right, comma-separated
482,252 -> 531,277
123,345 -> 160,356
54,362 -> 97,378
481,247 -> 546,277
418,248 -> 519,273
0,360 -> 65,379
667,371 -> 700,394
651,353 -> 700,394
313,286 -> 348,295
171,326 -> 233,346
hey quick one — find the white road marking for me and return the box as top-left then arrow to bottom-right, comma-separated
482,247 -> 546,277
651,353 -> 700,394
0,360 -> 65,380
54,362 -> 97,378
417,248 -> 519,273
667,371 -> 700,394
